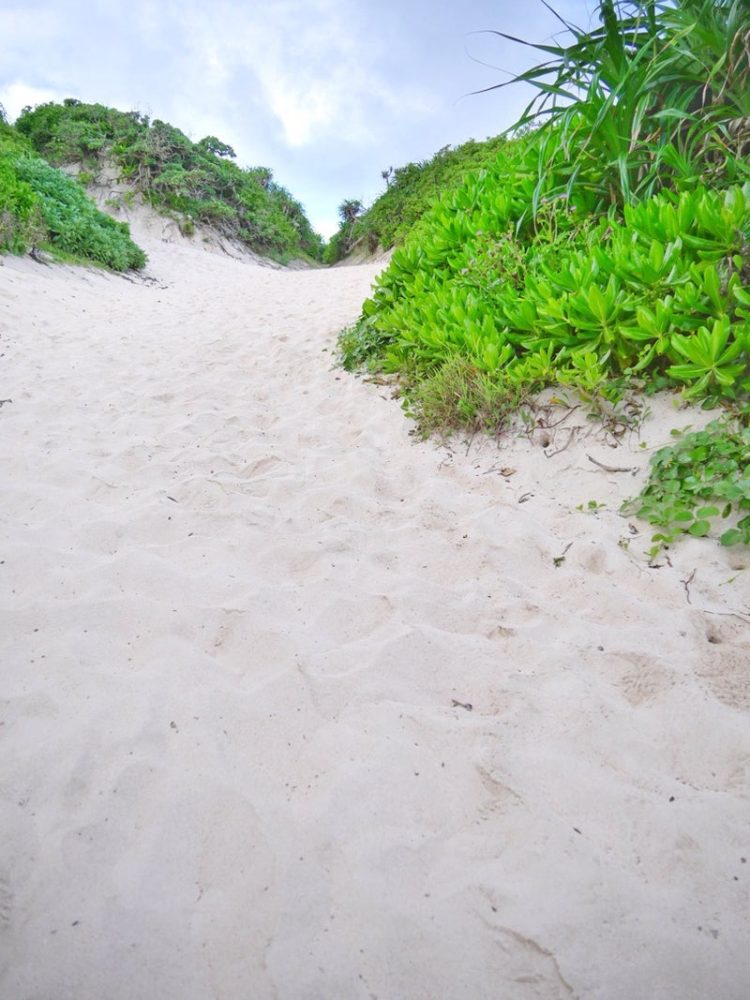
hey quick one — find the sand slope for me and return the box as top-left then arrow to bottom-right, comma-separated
1,227 -> 749,1000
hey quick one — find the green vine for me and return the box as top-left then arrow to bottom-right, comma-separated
624,418 -> 750,552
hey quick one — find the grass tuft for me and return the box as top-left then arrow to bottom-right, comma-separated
406,357 -> 528,438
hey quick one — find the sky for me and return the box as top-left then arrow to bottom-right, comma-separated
0,0 -> 595,238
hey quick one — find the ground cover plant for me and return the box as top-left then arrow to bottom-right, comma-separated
339,0 -> 750,549
624,415 -> 750,550
0,109 -> 145,270
15,100 -> 323,263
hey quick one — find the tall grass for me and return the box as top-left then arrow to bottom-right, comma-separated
477,0 -> 749,210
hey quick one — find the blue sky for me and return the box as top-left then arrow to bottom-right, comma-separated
0,0 -> 594,237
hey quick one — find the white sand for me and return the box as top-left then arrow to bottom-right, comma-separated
1,220 -> 749,1000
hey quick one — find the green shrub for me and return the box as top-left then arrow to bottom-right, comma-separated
13,154 -> 146,269
343,0 -> 750,403
326,135 -> 509,262
338,317 -> 393,372
16,100 -> 323,261
348,157 -> 749,412
0,154 -> 44,252
1,119 -> 145,270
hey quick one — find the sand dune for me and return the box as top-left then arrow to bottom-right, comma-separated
1,222 -> 749,1000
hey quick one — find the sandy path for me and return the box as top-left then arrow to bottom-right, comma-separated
1,231 -> 749,1000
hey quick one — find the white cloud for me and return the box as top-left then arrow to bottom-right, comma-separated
0,6 -> 63,49
310,212 -> 341,240
0,80 -> 66,121
266,77 -> 339,147
168,0 -> 435,149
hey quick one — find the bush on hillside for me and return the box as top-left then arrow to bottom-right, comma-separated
0,119 -> 145,269
16,100 -> 323,262
16,155 -> 146,269
325,136 -> 508,263
0,154 -> 44,253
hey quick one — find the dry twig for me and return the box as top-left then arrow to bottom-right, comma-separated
587,453 -> 637,474
681,569 -> 696,604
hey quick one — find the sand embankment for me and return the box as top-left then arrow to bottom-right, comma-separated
1,224 -> 749,1000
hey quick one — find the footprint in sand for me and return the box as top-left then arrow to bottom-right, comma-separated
697,646 -> 750,711
241,455 -> 284,479
312,594 -> 395,649
474,764 -> 525,824
605,652 -> 677,706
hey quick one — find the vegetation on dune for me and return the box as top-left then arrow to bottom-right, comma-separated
0,109 -> 146,270
15,100 -> 323,262
325,136 -> 508,263
623,415 -> 750,552
338,0 -> 750,549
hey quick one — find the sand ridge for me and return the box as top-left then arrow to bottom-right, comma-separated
1,225 -> 749,999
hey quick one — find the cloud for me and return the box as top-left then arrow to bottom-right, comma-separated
311,213 -> 341,240
0,81 -> 66,121
0,5 -> 63,51
163,0 -> 436,149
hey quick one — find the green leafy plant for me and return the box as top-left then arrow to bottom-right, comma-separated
577,499 -> 607,513
13,154 -> 146,269
668,315 -> 749,398
0,154 -> 44,252
624,417 -> 750,548
338,318 -> 394,372
1,119 -> 145,269
336,1 -> 750,551
346,171 -> 750,402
